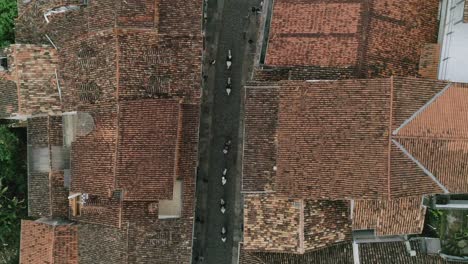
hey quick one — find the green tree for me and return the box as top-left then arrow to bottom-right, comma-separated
0,0 -> 18,48
0,125 -> 27,264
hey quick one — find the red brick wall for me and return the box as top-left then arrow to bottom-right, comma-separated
8,45 -> 61,115
0,80 -> 18,118
51,171 -> 70,219
418,43 -> 441,79
20,220 -> 53,264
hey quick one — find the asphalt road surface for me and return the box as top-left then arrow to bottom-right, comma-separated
192,0 -> 263,263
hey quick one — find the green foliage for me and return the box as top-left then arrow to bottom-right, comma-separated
0,125 -> 26,264
424,208 -> 446,238
0,0 -> 18,48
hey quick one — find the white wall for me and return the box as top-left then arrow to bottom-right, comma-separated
439,0 -> 468,83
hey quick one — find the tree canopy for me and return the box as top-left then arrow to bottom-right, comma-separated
0,0 -> 17,48
0,125 -> 27,264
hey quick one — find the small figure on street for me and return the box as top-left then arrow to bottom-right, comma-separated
251,6 -> 261,13
226,77 -> 232,96
222,167 -> 228,184
226,50 -> 232,69
220,199 -> 226,212
222,175 -> 227,185
210,59 -> 216,65
196,216 -> 204,224
223,138 -> 232,154
221,226 -> 227,242
195,255 -> 204,263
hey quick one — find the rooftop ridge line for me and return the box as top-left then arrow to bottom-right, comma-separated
392,83 -> 453,136
387,76 -> 394,199
391,139 -> 449,194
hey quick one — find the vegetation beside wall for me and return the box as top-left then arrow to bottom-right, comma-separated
0,0 -> 17,48
0,125 -> 27,264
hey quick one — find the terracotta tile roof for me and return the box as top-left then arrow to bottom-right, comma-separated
243,87 -> 279,192
78,218 -> 196,263
358,240 -> 458,264
70,194 -> 122,227
71,99 -> 180,200
395,84 -> 468,138
397,138 -> 468,194
244,194 -> 351,253
77,223 -> 128,264
353,196 -> 426,236
265,0 -> 439,78
0,80 -> 18,118
15,0 -> 201,107
71,104 -> 118,197
389,143 -> 443,198
27,116 -> 69,218
275,79 -> 390,199
394,84 -> 468,193
266,2 -> 361,67
243,77 -> 456,199
116,99 -> 180,201
1,45 -> 61,115
70,103 -> 199,237
20,220 -> 78,264
240,242 -> 354,264
303,200 -> 352,251
244,194 -> 302,253
239,247 -> 266,264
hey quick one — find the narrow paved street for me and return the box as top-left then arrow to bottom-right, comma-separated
193,0 -> 263,263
